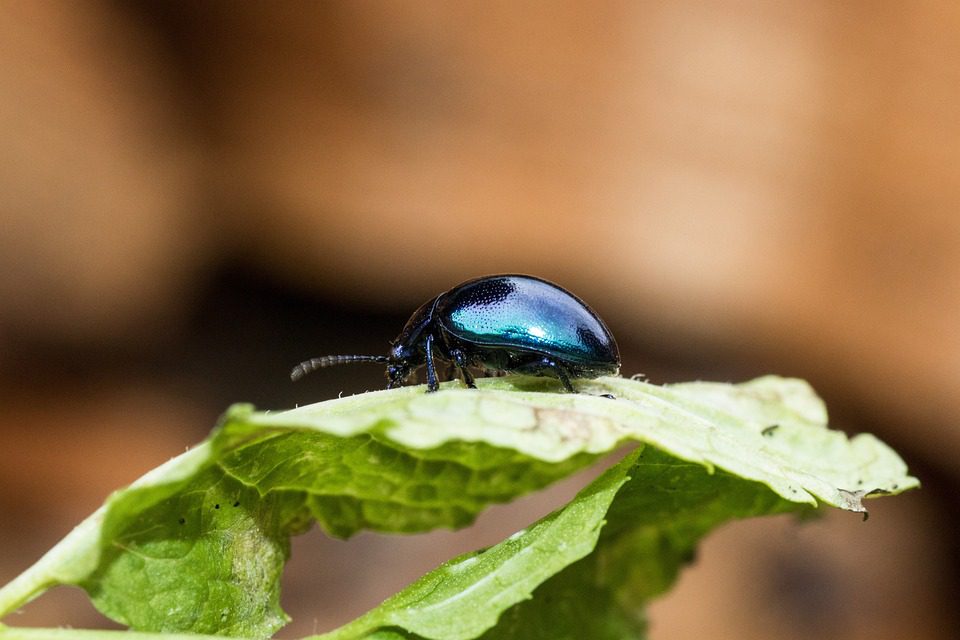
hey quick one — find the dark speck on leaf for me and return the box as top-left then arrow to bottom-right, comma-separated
178,518 -> 185,525
214,504 -> 220,509
762,424 -> 779,436
233,501 -> 240,507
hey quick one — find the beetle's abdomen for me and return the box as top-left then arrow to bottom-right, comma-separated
437,275 -> 619,368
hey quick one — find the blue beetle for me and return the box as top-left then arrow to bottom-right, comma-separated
291,274 -> 620,392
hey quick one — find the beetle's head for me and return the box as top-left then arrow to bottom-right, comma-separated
385,362 -> 410,388
385,343 -> 422,388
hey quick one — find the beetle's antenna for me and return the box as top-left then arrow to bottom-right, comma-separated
290,355 -> 389,381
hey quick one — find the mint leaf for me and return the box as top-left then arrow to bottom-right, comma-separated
0,376 -> 917,639
83,466 -> 303,636
315,448 -> 641,640
215,426 -> 591,537
311,447 -> 805,640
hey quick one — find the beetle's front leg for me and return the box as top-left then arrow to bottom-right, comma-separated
424,334 -> 440,392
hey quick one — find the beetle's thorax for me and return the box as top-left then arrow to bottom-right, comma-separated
384,295 -> 444,388
389,343 -> 419,365
390,294 -> 443,357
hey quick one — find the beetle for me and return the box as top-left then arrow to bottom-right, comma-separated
290,274 -> 620,392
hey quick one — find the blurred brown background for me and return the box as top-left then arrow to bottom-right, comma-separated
1,1 -> 958,638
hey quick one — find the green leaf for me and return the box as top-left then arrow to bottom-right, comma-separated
314,447 -> 641,640
0,375 -> 917,639
310,446 -> 806,640
82,466 -> 303,636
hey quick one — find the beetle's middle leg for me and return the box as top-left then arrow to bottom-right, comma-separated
449,348 -> 477,389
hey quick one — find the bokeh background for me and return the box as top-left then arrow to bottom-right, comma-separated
2,2 -> 958,638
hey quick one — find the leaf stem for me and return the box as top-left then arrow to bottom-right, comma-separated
0,507 -> 103,619
0,625 -> 241,640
